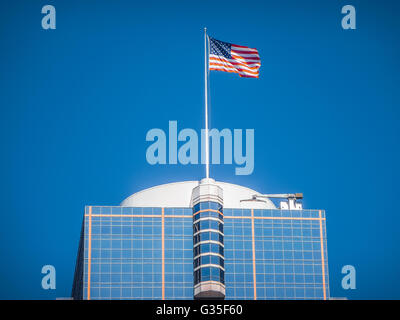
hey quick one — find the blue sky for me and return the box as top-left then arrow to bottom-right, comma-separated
0,0 -> 399,299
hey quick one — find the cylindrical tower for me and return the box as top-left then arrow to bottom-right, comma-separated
191,178 -> 225,299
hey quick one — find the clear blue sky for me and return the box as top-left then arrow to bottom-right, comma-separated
0,0 -> 399,299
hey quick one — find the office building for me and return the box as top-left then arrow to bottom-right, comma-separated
72,178 -> 329,300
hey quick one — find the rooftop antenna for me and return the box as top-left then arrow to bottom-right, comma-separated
255,193 -> 303,200
244,193 -> 304,210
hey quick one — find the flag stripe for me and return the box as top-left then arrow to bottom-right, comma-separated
210,60 -> 259,74
231,43 -> 257,49
209,54 -> 260,65
209,66 -> 258,78
210,56 -> 260,70
210,63 -> 258,75
231,46 -> 258,52
210,60 -> 259,76
231,52 -> 260,59
210,66 -> 258,77
210,66 -> 255,75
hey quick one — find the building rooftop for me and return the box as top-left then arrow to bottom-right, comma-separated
120,180 -> 276,209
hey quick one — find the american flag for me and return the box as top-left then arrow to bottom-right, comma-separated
209,37 -> 261,78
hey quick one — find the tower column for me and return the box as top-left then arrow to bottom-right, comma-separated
191,178 -> 225,299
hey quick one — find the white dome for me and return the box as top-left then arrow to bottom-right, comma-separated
120,180 -> 276,209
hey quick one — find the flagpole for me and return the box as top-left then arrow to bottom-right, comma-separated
204,27 -> 210,179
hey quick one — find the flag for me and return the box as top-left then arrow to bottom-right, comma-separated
209,37 -> 261,78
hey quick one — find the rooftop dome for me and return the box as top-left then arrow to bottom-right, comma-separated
120,180 -> 276,209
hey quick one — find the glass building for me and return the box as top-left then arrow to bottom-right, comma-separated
72,179 -> 329,300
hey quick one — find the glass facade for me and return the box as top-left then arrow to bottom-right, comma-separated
224,208 -> 329,300
193,201 -> 225,297
72,205 -> 329,300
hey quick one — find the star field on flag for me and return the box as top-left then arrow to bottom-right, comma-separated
209,37 -> 261,78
